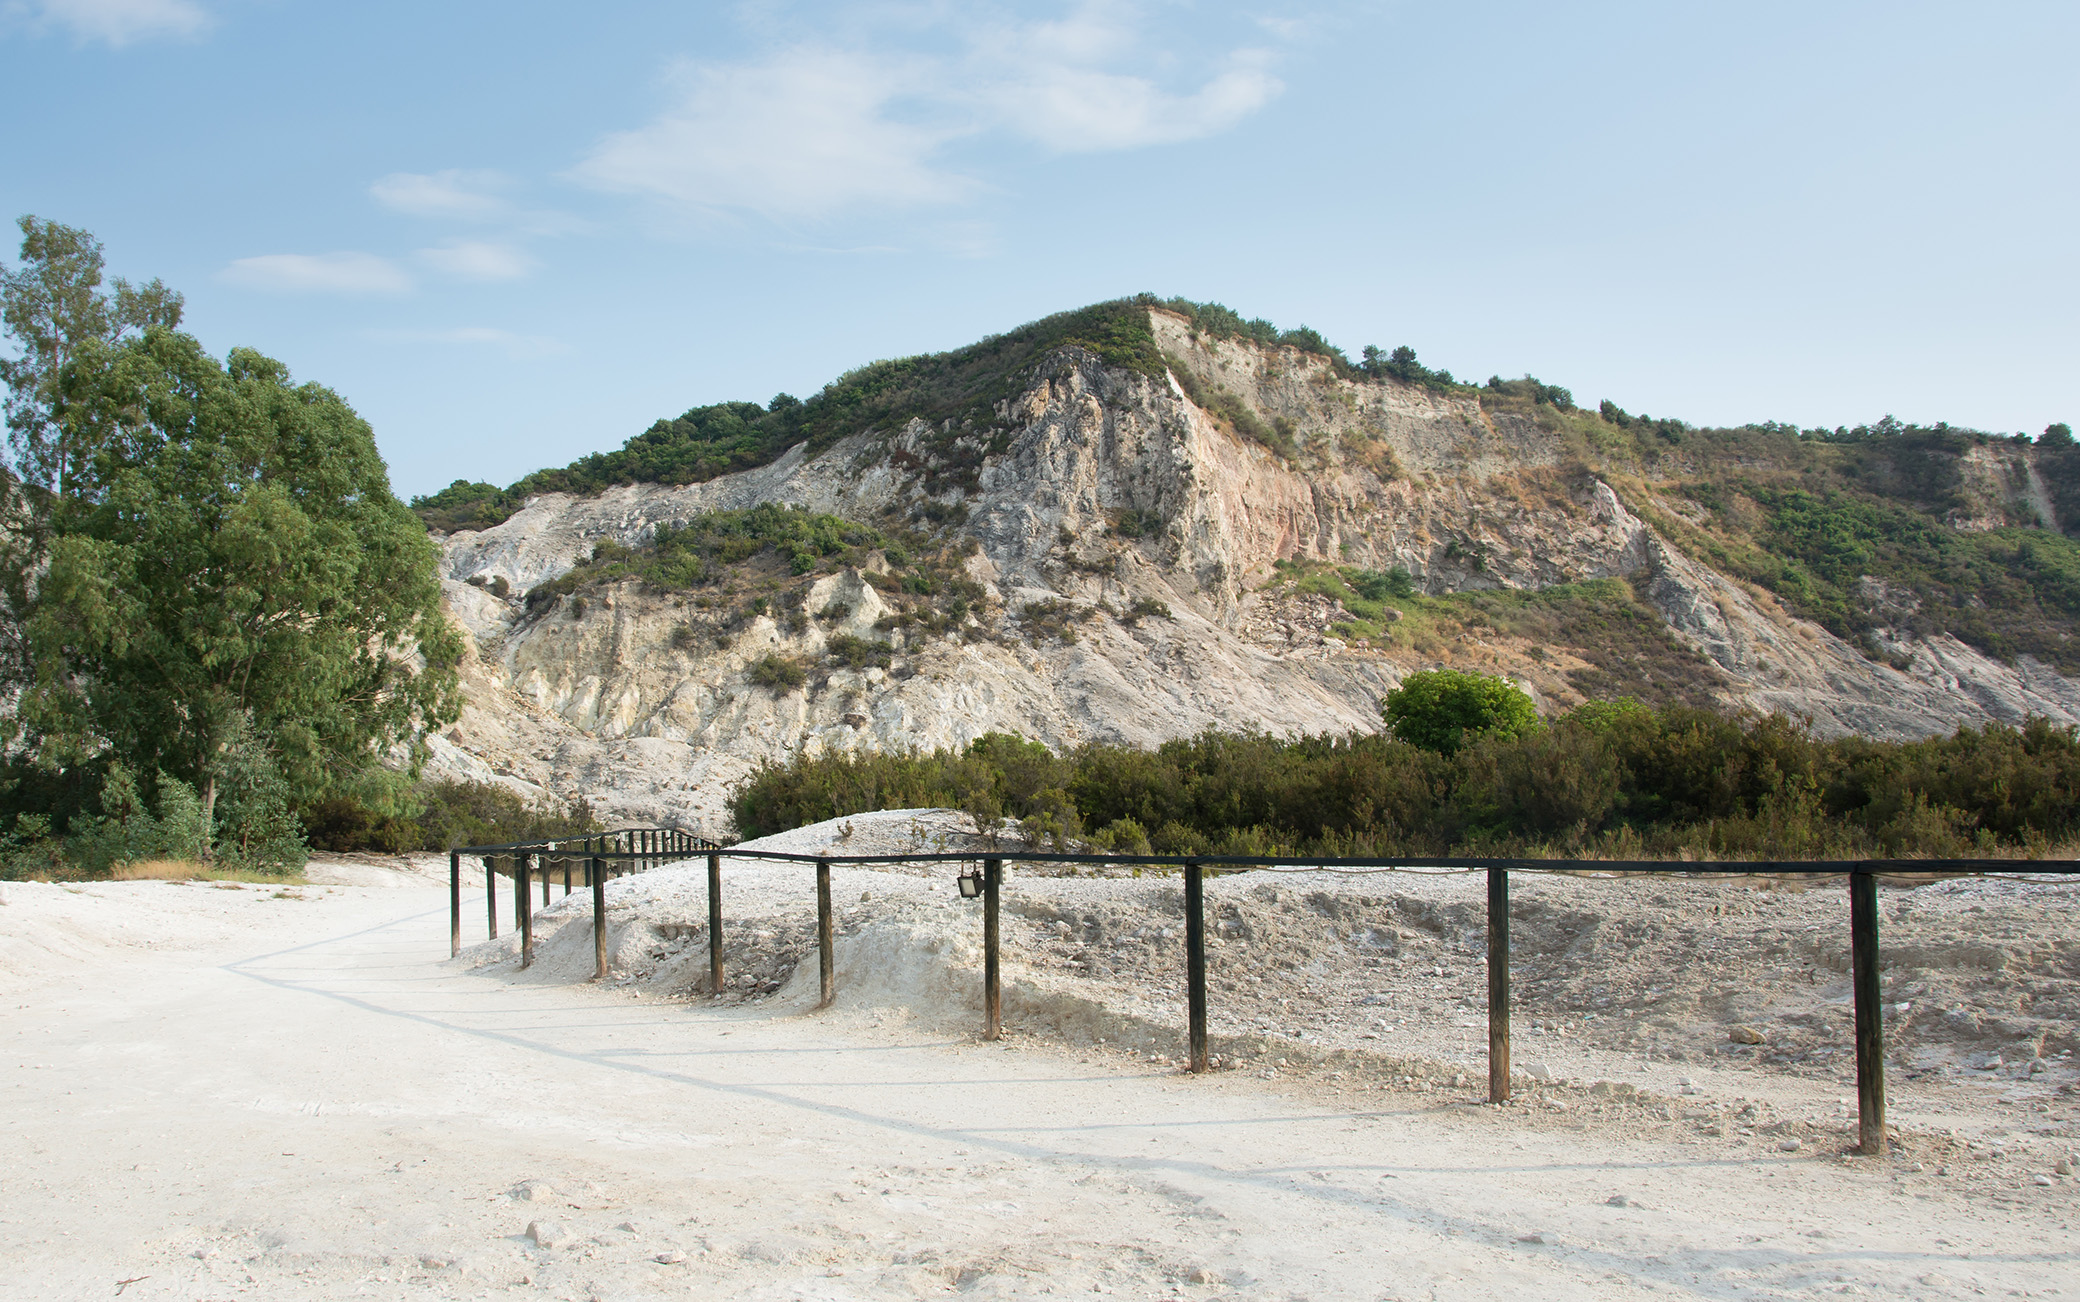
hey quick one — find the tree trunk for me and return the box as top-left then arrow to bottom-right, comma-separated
198,776 -> 216,866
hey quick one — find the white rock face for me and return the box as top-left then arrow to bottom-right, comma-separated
423,308 -> 2080,835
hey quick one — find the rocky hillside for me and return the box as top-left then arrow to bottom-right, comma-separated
418,301 -> 2080,835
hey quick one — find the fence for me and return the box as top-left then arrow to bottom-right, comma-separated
451,829 -> 718,985
447,840 -> 2076,1157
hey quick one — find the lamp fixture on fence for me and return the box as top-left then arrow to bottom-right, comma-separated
957,866 -> 984,899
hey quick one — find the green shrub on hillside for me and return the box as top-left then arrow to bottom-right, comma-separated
1382,670 -> 1541,754
412,480 -> 513,533
413,300 -> 1173,530
1166,363 -> 1298,459
748,654 -> 807,692
523,504 -> 885,614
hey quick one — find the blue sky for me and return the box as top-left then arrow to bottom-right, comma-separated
3,0 -> 2075,500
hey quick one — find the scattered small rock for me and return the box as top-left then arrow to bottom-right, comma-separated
1516,1233 -> 1546,1245
1605,1195 -> 1631,1207
2033,1175 -> 2055,1188
1728,1025 -> 1765,1045
526,1219 -> 571,1249
654,1250 -> 687,1264
1778,1138 -> 1803,1153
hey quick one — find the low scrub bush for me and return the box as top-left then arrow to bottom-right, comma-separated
300,780 -> 597,854
825,635 -> 893,670
749,654 -> 808,691
728,706 -> 2080,860
1017,599 -> 1096,644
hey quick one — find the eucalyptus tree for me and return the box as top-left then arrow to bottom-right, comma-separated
0,217 -> 184,729
16,292 -> 460,858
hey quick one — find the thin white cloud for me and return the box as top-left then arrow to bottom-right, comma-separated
990,57 -> 1281,152
221,252 -> 413,296
371,170 -> 514,222
11,0 -> 208,45
574,48 -> 976,222
417,240 -> 534,282
572,6 -> 1284,224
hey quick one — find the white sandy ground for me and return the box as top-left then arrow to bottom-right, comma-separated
0,832 -> 2073,1300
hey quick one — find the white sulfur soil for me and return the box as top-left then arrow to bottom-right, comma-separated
1,814 -> 2075,1300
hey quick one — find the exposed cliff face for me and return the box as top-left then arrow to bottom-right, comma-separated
427,308 -> 2080,835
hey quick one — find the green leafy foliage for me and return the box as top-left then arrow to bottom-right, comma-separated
1358,344 -> 1459,391
731,709 -> 2080,859
1165,363 -> 1297,459
1381,670 -> 1542,754
823,635 -> 892,670
524,504 -> 885,613
1016,598 -> 1096,644
1485,374 -> 1575,410
409,480 -> 511,533
300,779 -> 598,853
21,330 -> 461,858
1640,462 -> 2080,673
1156,299 -> 1357,375
0,221 -> 463,872
61,764 -> 207,875
748,654 -> 807,692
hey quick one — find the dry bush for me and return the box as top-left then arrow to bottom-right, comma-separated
109,859 -> 305,884
111,859 -> 204,880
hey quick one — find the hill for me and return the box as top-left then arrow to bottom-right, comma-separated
408,299 -> 2080,833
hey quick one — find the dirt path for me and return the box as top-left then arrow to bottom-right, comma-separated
1,874 -> 2073,1301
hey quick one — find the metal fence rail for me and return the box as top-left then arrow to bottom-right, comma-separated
450,829 -> 719,980
446,841 -> 2077,1157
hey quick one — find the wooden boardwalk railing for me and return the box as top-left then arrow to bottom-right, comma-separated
448,842 -> 2077,1158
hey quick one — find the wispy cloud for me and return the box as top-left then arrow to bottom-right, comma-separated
574,48 -> 976,222
371,169 -> 515,222
221,251 -> 413,295
987,54 -> 1279,152
7,0 -> 209,46
572,3 -> 1284,225
973,8 -> 1280,152
416,239 -> 534,282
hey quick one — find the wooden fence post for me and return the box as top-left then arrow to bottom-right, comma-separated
1487,867 -> 1511,1104
1851,866 -> 1887,1155
591,852 -> 609,981
817,858 -> 834,1008
707,851 -> 724,996
1185,860 -> 1208,1073
449,850 -> 461,958
484,857 -> 497,940
518,853 -> 534,969
983,857 -> 1002,1040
